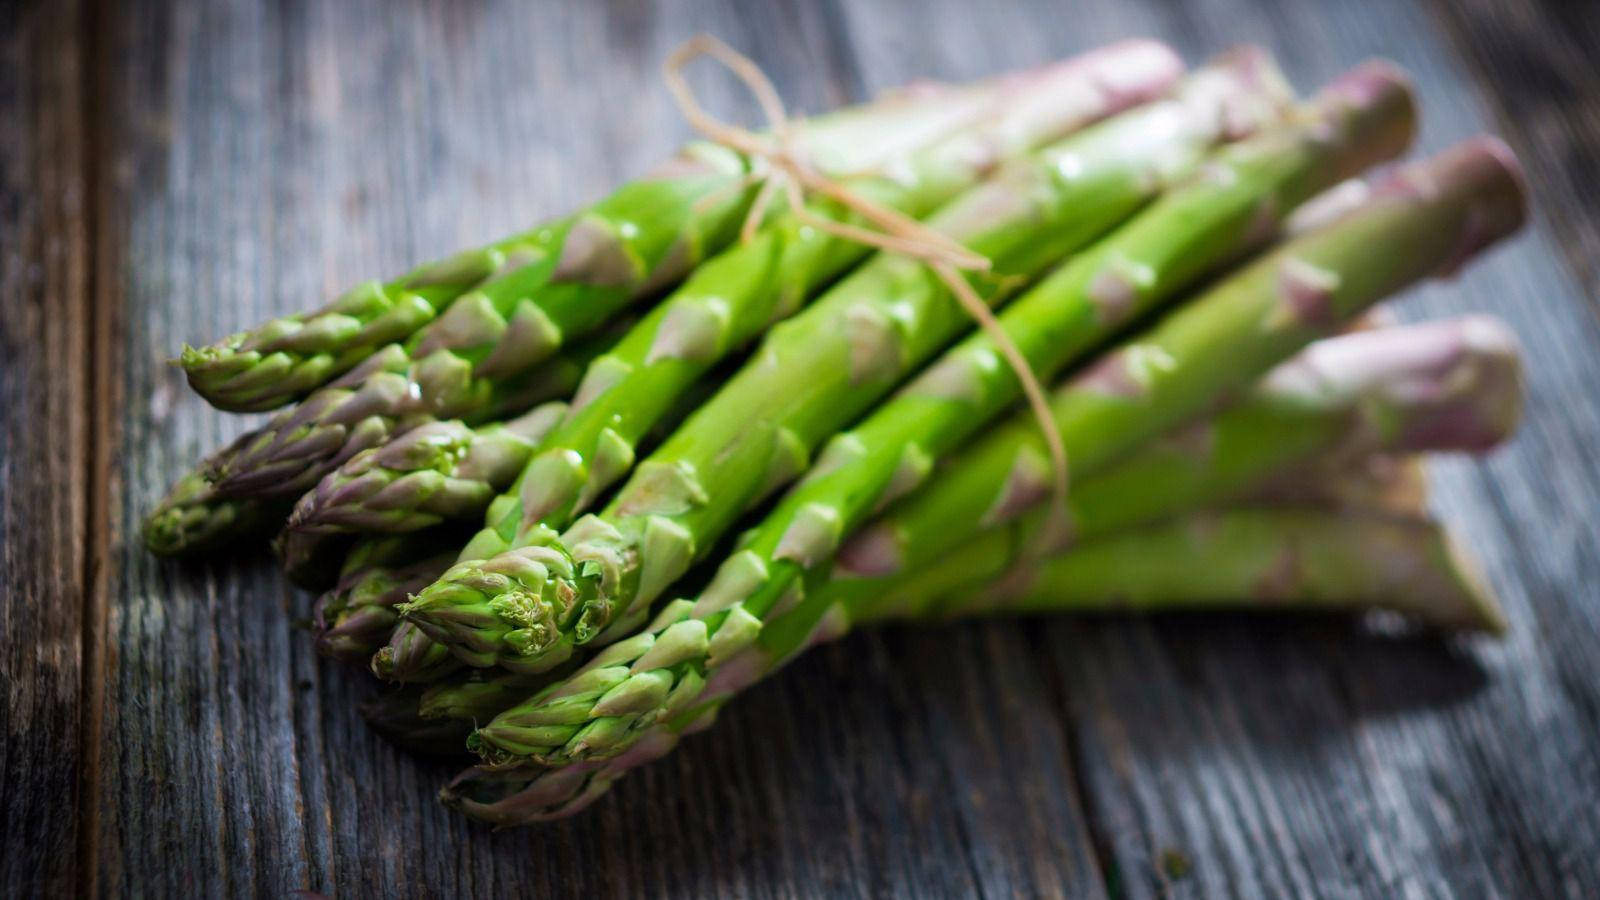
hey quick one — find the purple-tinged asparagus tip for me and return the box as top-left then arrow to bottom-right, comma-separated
1272,315 -> 1525,455
1388,315 -> 1524,454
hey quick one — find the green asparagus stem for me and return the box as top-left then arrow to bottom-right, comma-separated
314,530 -> 469,663
463,57 -> 1421,763
288,403 -> 568,536
443,505 -> 1504,824
852,316 -> 1522,626
378,313 -> 1515,758
143,318 -> 626,557
464,137 -> 1527,773
179,59 -> 1080,413
943,509 -> 1502,626
400,51 -> 1293,679
139,472 -> 293,556
448,39 -> 1189,566
834,138 -> 1524,587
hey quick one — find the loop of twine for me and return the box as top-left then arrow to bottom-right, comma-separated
663,35 -> 1070,526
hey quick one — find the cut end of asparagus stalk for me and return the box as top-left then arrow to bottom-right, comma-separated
1377,136 -> 1528,275
1433,525 -> 1509,636
142,471 -> 284,557
1267,314 -> 1525,455
1304,60 -> 1418,185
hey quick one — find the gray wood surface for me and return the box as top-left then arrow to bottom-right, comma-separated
3,0 -> 1598,895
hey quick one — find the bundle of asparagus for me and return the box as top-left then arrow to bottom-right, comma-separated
145,37 -> 1529,828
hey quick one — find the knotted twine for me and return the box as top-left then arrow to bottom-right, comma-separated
662,35 -> 1071,530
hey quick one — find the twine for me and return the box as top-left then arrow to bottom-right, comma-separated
662,35 -> 1070,524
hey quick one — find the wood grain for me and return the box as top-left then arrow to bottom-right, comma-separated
1,2 -> 94,895
3,0 -> 1598,896
1427,0 -> 1600,306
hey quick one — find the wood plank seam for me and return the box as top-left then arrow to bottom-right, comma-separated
76,0 -> 119,894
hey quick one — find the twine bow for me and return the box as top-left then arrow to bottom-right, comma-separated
663,35 -> 1070,524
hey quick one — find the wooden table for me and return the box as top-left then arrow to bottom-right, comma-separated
6,0 -> 1599,895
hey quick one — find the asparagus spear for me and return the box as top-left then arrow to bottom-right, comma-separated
444,39 -> 1191,566
466,138 -> 1527,769
288,403 -> 568,536
937,509 -> 1503,626
314,530 -> 471,664
399,51 -> 1293,678
168,45 -> 1187,509
139,471 -> 293,557
614,59 -> 1415,669
851,316 -> 1521,624
283,40 -> 1193,648
178,57 -> 1097,413
443,504 -> 1501,824
380,314 -> 1512,731
142,317 -> 625,557
181,234 -> 563,414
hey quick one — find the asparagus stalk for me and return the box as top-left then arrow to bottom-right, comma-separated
444,40 -> 1191,566
465,138 -> 1527,770
139,472 -> 292,557
853,317 -> 1521,624
442,505 -> 1501,824
383,314 -> 1510,730
611,59 -> 1416,683
288,403 -> 568,536
314,530 -> 470,663
936,509 -> 1503,627
178,57 -> 1096,413
142,317 -> 626,557
181,234 -> 564,414
399,52 -> 1293,678
834,139 -> 1524,589
169,46 -> 1186,508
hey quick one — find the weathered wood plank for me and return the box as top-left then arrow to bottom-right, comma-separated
0,2 -> 94,895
